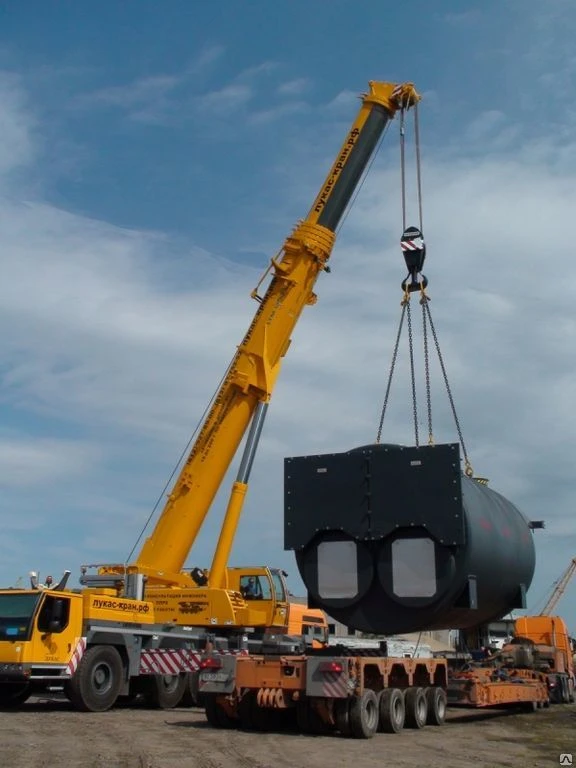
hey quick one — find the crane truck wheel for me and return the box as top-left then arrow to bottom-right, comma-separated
204,694 -> 236,728
180,672 -> 203,707
425,687 -> 447,726
378,688 -> 405,733
65,645 -> 124,712
0,683 -> 32,709
348,690 -> 379,739
296,697 -> 331,735
404,687 -> 428,729
334,698 -> 352,736
142,673 -> 187,709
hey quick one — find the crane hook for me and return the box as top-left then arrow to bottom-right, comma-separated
400,225 -> 428,294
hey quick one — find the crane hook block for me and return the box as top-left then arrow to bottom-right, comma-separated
284,442 -> 536,635
400,226 -> 428,293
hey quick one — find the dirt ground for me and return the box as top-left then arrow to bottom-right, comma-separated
2,699 -> 576,768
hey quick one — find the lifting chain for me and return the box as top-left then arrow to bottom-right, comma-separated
376,101 -> 474,478
405,298 -> 419,447
421,292 -> 434,446
376,301 -> 406,444
421,296 -> 474,477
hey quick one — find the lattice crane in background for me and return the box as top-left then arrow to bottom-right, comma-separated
540,558 -> 576,616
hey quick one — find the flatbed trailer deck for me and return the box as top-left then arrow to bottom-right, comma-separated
447,667 -> 549,708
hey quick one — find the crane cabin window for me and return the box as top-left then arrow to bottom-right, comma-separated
317,540 -> 358,599
270,571 -> 287,602
0,592 -> 41,640
240,575 -> 272,601
391,537 -> 436,598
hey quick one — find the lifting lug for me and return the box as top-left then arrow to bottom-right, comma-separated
400,225 -> 428,293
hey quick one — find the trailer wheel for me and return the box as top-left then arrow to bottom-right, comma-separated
143,673 -> 187,709
349,690 -> 379,739
66,645 -> 124,712
296,697 -> 331,735
425,687 -> 447,726
404,687 -> 428,729
378,688 -> 405,733
204,694 -> 236,728
238,691 -> 257,730
0,684 -> 31,709
334,698 -> 352,737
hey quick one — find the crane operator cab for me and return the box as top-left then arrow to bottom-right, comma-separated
200,566 -> 290,633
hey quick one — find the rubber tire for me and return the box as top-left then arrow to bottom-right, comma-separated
180,673 -> 199,707
204,694 -> 236,729
143,674 -> 187,709
66,645 -> 124,712
426,687 -> 447,726
296,697 -> 331,735
334,698 -> 352,737
405,687 -> 428,729
238,691 -> 257,731
0,684 -> 32,709
348,690 -> 379,739
378,688 -> 405,733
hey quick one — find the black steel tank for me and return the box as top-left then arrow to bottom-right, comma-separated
284,442 -> 535,635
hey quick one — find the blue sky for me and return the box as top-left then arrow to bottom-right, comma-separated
1,1 -> 576,631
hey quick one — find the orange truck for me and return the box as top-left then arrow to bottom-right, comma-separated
287,604 -> 328,649
514,615 -> 575,704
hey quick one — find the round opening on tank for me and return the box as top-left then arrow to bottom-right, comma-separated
390,536 -> 436,598
295,533 -> 373,608
376,529 -> 458,608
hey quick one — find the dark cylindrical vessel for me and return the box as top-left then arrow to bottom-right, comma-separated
284,443 -> 535,635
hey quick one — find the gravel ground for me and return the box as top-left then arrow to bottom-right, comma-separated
1,699 -> 575,768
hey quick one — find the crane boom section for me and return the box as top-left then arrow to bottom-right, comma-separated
135,82 -> 419,581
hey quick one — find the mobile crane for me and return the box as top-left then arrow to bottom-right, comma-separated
0,80 -> 419,712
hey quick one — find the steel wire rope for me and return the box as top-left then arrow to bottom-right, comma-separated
125,360 -> 235,563
422,300 -> 473,477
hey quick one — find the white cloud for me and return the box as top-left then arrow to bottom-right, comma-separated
73,46 -> 226,124
0,72 -> 35,179
82,75 -> 180,108
0,435 -> 95,488
195,83 -> 254,114
277,78 -> 310,96
247,100 -> 307,125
